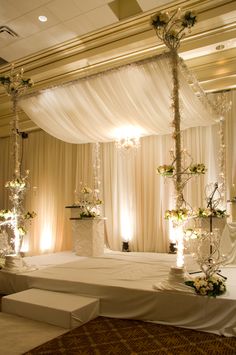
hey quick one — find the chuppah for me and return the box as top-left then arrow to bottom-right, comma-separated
0,7 -> 235,337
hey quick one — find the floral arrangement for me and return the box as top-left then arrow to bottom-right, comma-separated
75,185 -> 102,218
5,177 -> 27,191
187,163 -> 206,175
0,69 -> 33,96
165,208 -> 192,222
185,275 -> 226,297
151,10 -> 197,49
151,10 -> 197,30
81,186 -> 93,194
196,207 -> 227,218
156,165 -> 174,176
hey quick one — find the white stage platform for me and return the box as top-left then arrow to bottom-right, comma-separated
0,251 -> 236,337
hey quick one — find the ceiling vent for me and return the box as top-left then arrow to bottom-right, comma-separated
0,26 -> 18,40
109,0 -> 142,20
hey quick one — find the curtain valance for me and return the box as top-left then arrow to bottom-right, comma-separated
19,54 -> 215,144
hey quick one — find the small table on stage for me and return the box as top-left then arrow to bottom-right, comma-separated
66,206 -> 106,257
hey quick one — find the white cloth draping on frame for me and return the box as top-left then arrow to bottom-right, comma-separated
19,54 -> 215,144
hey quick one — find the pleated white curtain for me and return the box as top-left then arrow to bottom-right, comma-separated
19,54 -> 215,144
0,90 -> 235,255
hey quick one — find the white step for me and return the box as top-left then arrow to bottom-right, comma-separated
2,289 -> 99,329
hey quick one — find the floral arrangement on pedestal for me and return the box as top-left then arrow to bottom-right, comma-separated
0,65 -> 36,258
75,185 -> 103,218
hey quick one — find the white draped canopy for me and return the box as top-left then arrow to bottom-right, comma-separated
2,54 -> 234,256
19,54 -> 215,144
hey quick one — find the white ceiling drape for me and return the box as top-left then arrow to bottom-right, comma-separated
19,54 -> 215,144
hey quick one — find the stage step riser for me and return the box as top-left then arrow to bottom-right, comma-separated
2,289 -> 99,329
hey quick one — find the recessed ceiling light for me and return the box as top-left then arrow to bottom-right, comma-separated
38,15 -> 47,22
216,44 -> 225,51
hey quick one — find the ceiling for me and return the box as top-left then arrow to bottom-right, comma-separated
0,0 -> 177,62
0,0 -> 235,137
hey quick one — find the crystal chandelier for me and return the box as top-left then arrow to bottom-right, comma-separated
116,136 -> 140,150
115,126 -> 142,151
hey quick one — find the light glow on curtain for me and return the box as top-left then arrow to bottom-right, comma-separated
40,224 -> 53,251
120,209 -> 133,242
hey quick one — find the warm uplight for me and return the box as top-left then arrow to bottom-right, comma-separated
120,210 -> 133,242
40,225 -> 53,251
38,15 -> 48,22
174,225 -> 184,268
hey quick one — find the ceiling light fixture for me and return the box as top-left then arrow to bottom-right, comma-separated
114,126 -> 142,151
116,136 -> 140,150
38,15 -> 48,22
216,44 -> 225,51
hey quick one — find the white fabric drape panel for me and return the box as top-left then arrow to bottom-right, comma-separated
0,132 -> 94,255
0,91 -> 235,255
19,55 -> 215,144
22,132 -> 75,254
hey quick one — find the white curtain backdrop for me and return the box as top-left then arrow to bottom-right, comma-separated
0,89 -> 234,255
19,54 -> 215,144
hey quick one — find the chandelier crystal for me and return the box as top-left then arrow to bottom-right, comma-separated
116,136 -> 140,151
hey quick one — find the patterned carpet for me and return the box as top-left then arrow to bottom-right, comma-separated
24,316 -> 236,355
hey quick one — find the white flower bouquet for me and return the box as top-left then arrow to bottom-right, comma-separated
157,164 -> 174,176
185,275 -> 226,297
165,208 -> 192,222
75,185 -> 102,218
187,163 -> 206,175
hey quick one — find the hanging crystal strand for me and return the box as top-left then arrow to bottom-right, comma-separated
219,116 -> 226,206
0,64 -> 34,256
11,95 -> 21,179
213,92 -> 232,208
92,142 -> 101,215
10,81 -> 23,254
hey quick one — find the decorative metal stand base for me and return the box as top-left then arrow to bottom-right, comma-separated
3,254 -> 36,273
153,266 -> 193,293
122,241 -> 130,252
169,242 -> 177,254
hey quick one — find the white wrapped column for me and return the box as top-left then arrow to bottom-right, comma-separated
71,218 -> 105,256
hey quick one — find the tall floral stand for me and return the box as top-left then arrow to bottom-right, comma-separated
0,66 -> 35,271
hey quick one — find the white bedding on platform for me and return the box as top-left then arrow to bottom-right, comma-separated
0,251 -> 236,336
